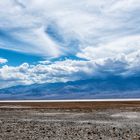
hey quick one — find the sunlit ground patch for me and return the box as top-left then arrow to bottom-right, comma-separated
111,112 -> 140,119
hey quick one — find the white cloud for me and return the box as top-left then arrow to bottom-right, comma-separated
0,0 -> 140,58
0,52 -> 140,88
0,58 -> 8,64
77,35 -> 140,60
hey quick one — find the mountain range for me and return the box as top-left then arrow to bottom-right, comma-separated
0,76 -> 140,99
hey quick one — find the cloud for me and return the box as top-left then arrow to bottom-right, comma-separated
0,58 -> 8,64
0,52 -> 140,89
77,35 -> 140,60
0,60 -> 93,88
0,0 -> 140,59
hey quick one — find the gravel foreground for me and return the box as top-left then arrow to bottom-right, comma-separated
0,102 -> 140,140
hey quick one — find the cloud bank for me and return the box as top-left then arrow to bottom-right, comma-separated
0,53 -> 140,88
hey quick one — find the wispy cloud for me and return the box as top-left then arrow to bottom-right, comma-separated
0,0 -> 140,58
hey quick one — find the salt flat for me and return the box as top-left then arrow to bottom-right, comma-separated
0,101 -> 140,140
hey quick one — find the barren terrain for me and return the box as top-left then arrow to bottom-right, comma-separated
0,101 -> 140,140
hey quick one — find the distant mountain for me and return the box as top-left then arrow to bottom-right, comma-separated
0,76 -> 140,99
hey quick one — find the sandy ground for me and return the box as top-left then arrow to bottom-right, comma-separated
0,101 -> 140,140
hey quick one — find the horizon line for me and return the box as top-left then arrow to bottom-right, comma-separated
0,98 -> 140,102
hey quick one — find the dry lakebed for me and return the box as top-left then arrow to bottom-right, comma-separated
0,101 -> 140,140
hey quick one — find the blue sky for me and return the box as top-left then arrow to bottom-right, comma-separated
0,0 -> 140,89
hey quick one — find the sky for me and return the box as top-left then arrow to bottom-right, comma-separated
0,0 -> 140,89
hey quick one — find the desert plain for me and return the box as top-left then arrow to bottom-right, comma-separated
0,101 -> 140,140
